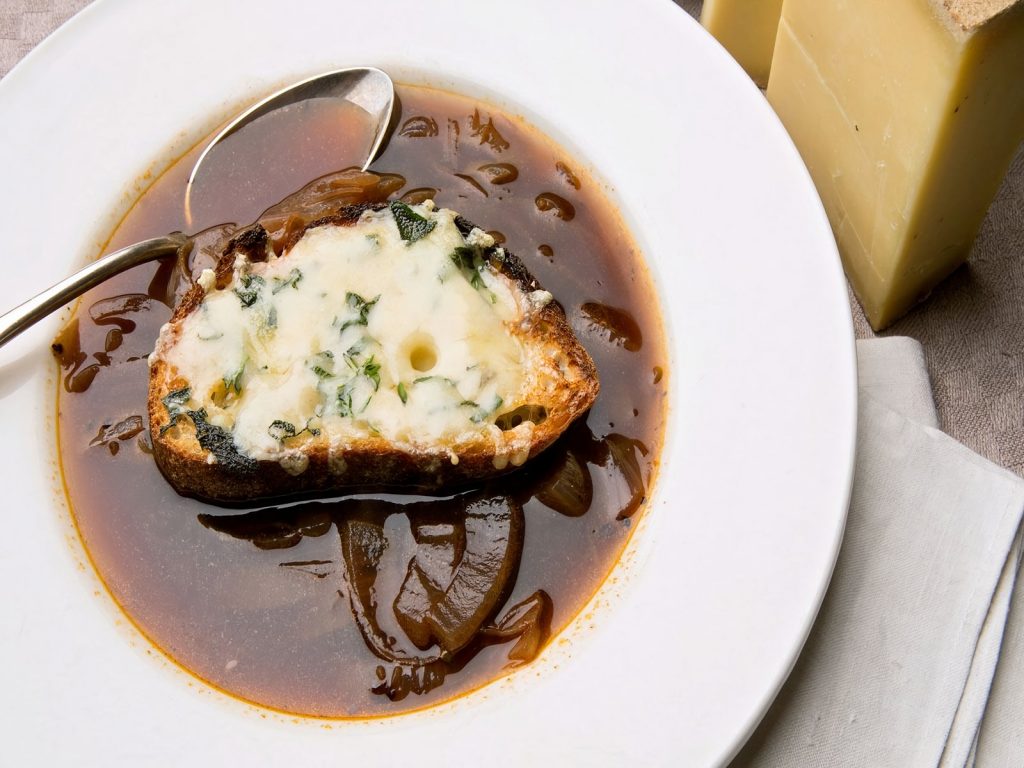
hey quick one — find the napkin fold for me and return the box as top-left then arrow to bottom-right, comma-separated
730,338 -> 1024,768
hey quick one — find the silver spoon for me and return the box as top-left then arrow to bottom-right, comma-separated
0,66 -> 395,350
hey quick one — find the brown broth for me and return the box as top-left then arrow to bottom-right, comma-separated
55,84 -> 668,717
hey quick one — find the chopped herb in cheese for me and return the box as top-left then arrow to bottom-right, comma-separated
268,419 -> 297,441
389,200 -> 436,243
155,202 -> 536,463
272,268 -> 302,294
233,274 -> 265,307
223,360 -> 245,395
160,386 -> 191,434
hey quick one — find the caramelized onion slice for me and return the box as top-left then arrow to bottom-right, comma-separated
399,116 -> 439,138
400,187 -> 439,205
603,434 -> 649,520
394,520 -> 463,651
339,516 -> 399,660
480,590 -> 552,664
425,497 -> 525,656
258,168 -> 407,252
394,563 -> 446,651
535,450 -> 593,517
198,505 -> 334,550
342,496 -> 523,662
579,302 -> 643,352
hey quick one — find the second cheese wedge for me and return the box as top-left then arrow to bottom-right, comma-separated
701,0 -> 784,88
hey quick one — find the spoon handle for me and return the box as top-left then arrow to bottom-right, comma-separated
0,233 -> 189,349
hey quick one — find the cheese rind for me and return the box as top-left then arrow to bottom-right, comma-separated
701,0 -> 784,88
768,0 -> 1024,329
941,0 -> 1018,29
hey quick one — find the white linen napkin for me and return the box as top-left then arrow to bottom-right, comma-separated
730,337 -> 1024,768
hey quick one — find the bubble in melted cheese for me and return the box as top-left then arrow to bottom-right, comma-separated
155,203 -> 529,461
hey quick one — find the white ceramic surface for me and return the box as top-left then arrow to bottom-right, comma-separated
0,1 -> 856,765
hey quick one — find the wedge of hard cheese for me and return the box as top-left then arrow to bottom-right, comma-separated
768,0 -> 1024,330
148,201 -> 598,501
701,0 -> 784,88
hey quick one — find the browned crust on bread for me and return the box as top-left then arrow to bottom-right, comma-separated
149,396 -> 585,503
149,203 -> 599,504
170,284 -> 204,323
226,224 -> 270,262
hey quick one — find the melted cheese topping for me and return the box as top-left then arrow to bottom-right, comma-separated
153,202 -> 533,462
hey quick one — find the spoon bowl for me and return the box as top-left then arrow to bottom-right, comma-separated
0,67 -> 395,350
185,67 -> 395,229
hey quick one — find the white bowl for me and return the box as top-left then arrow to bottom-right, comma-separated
0,1 -> 855,765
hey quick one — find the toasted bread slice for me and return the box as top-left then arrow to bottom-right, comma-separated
148,199 -> 598,502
